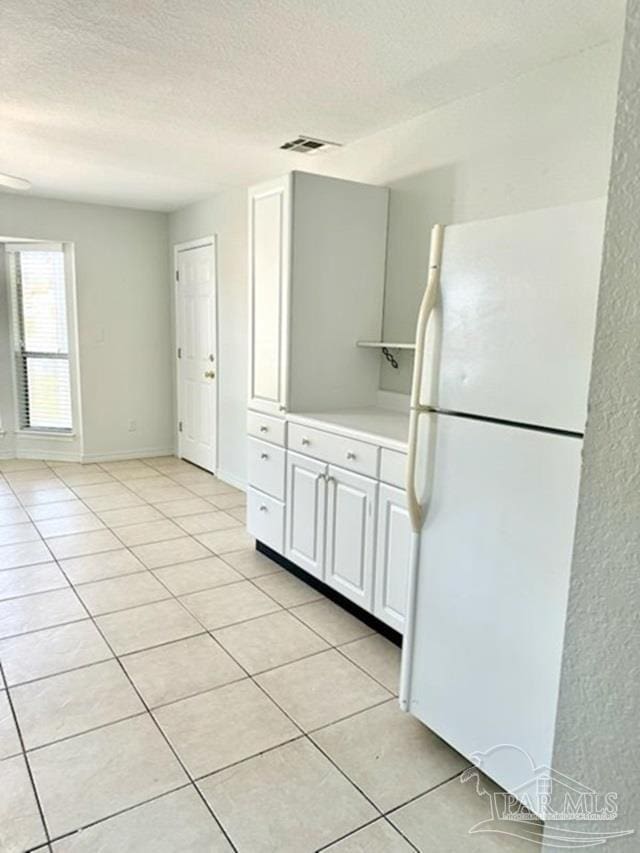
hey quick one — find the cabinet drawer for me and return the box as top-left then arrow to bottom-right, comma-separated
248,438 -> 285,500
247,487 -> 284,553
288,423 -> 379,477
380,448 -> 407,489
247,411 -> 286,447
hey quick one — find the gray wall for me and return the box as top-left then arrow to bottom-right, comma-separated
0,194 -> 171,460
291,40 -> 621,394
375,40 -> 621,392
546,2 -> 639,848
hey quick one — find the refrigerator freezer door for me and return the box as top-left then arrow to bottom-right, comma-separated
421,199 -> 605,433
408,413 -> 581,817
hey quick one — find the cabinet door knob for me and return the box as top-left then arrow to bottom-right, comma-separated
346,451 -> 356,460
204,370 -> 215,379
259,426 -> 268,433
260,453 -> 269,460
301,438 -> 310,446
326,475 -> 336,484
259,504 -> 268,512
279,405 -> 286,412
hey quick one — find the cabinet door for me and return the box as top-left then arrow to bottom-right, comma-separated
285,451 -> 326,578
374,484 -> 411,633
325,465 -> 377,609
248,176 -> 291,416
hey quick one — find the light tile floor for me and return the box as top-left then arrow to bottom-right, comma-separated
0,456 -> 538,852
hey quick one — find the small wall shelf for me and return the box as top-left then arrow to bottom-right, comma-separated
356,341 -> 416,369
356,341 -> 416,350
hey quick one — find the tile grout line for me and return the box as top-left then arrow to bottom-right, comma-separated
0,659 -> 53,847
57,461 -> 248,849
121,534 -> 405,849
176,583 -> 397,845
385,767 -> 469,818
48,554 -> 241,852
25,782 -> 195,852
2,457 -> 427,852
6,463 -> 240,852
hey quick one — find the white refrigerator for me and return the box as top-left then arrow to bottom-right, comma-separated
400,199 -> 606,817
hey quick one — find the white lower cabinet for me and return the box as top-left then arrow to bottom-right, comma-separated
325,465 -> 377,611
374,483 -> 411,633
248,418 -> 409,633
285,451 -> 327,579
247,487 -> 285,553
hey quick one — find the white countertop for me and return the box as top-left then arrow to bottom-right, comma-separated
288,406 -> 410,452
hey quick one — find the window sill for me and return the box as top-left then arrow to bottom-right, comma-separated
16,430 -> 77,440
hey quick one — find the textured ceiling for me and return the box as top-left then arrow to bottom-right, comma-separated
0,0 -> 625,210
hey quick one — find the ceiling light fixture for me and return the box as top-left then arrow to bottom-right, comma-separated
0,173 -> 31,191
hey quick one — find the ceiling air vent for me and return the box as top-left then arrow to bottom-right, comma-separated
280,136 -> 341,155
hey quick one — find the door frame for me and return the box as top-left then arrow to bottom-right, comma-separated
173,236 -> 218,473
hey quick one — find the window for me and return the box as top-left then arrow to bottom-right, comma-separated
7,245 -> 74,432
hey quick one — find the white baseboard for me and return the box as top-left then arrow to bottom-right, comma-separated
15,448 -> 83,462
80,447 -> 175,463
215,468 -> 246,492
1,446 -> 176,464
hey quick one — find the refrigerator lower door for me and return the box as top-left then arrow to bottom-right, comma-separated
408,413 -> 581,818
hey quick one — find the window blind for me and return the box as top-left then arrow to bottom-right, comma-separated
8,246 -> 73,432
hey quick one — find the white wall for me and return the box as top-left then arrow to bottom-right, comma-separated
306,39 -> 621,393
170,40 -> 621,487
0,194 -> 171,460
547,2 -> 639,847
169,190 -> 247,487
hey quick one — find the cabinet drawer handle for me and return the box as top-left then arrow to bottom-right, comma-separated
260,453 -> 269,460
259,425 -> 268,433
346,451 -> 356,460
301,437 -> 310,446
259,504 -> 268,512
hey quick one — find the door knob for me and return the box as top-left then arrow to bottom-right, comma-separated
204,370 -> 215,379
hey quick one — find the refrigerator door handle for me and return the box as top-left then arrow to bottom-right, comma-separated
400,223 -> 444,713
407,223 -> 444,533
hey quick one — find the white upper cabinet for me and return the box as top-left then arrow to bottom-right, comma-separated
248,171 -> 389,418
248,175 -> 291,416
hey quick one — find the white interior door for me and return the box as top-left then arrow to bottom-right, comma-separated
176,241 -> 217,472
